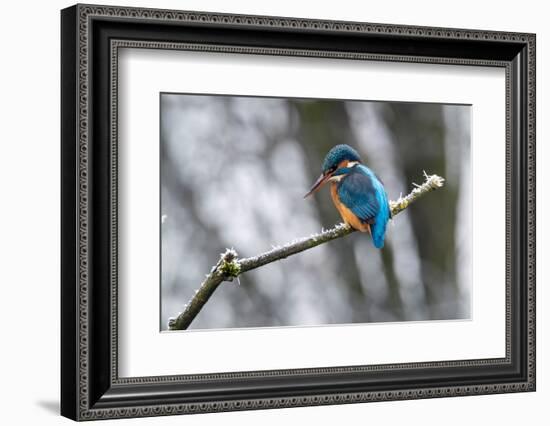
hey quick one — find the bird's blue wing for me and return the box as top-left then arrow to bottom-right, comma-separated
337,171 -> 380,223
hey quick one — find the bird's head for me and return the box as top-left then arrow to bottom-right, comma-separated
304,144 -> 361,198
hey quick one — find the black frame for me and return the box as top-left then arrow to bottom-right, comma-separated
61,4 -> 536,421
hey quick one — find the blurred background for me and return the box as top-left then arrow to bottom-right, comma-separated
160,94 -> 471,330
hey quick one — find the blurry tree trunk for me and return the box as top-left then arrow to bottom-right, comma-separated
383,104 -> 459,319
380,244 -> 404,319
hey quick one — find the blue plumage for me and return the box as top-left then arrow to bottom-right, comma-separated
305,144 -> 391,249
336,165 -> 390,248
321,144 -> 361,172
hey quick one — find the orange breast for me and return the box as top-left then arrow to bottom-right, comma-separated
330,183 -> 371,233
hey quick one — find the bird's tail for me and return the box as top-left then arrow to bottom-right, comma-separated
371,205 -> 390,249
371,222 -> 386,249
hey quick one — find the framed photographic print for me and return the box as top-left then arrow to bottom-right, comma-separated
61,3 -> 536,421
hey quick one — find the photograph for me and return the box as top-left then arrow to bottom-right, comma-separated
160,94 -> 472,331
58,3 -> 535,420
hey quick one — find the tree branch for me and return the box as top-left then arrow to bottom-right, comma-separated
168,172 -> 445,331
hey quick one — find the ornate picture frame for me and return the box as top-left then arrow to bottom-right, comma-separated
61,4 -> 535,420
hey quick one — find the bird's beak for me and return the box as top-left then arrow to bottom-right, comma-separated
304,173 -> 330,198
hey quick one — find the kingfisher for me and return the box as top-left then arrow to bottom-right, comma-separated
304,144 -> 391,249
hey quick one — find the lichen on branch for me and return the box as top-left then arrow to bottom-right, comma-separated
389,172 -> 445,214
168,173 -> 445,331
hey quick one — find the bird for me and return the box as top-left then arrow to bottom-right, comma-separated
304,144 -> 391,249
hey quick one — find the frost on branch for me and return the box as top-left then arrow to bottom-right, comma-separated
390,172 -> 445,215
168,173 -> 445,331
